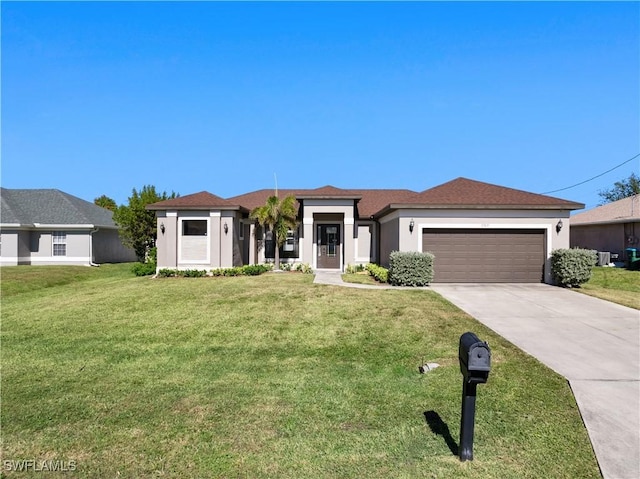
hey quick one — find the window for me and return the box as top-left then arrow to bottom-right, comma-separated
182,220 -> 207,236
52,232 -> 66,256
265,227 -> 299,259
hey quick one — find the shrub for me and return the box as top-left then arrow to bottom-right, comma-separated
132,262 -> 156,276
157,268 -> 178,278
242,264 -> 270,276
345,264 -> 365,274
365,263 -> 388,283
388,251 -> 434,286
551,248 -> 598,287
182,269 -> 207,278
293,263 -> 313,274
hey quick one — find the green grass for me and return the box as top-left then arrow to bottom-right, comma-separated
1,267 -> 600,478
0,263 -> 134,298
576,266 -> 640,309
342,272 -> 381,285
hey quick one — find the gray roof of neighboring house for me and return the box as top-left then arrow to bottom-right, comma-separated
571,195 -> 640,226
0,188 -> 117,228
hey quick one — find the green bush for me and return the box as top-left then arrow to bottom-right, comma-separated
388,251 -> 434,286
242,264 -> 270,276
293,263 -> 313,274
132,262 -> 156,276
551,248 -> 598,287
157,268 -> 178,278
345,264 -> 365,274
182,269 -> 207,278
365,263 -> 389,283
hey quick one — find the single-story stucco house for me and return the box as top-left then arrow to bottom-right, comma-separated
570,194 -> 639,262
147,177 -> 583,283
0,188 -> 137,266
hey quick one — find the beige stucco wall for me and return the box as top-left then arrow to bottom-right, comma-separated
355,221 -> 377,264
379,208 -> 572,283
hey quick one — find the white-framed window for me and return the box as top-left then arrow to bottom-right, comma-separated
52,232 -> 67,256
182,220 -> 208,236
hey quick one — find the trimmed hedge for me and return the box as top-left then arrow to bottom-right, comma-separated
157,264 -> 273,278
551,248 -> 597,287
157,268 -> 207,278
388,251 -> 434,286
365,263 -> 389,283
132,262 -> 156,276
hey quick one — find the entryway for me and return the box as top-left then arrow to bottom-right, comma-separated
317,224 -> 341,269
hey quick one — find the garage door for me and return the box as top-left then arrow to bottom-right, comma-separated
422,228 -> 545,283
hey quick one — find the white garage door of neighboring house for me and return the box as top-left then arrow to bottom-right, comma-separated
422,228 -> 546,283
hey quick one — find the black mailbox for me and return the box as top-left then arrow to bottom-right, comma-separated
457,332 -> 491,462
459,332 -> 491,384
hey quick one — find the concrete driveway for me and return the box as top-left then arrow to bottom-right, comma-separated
430,283 -> 640,479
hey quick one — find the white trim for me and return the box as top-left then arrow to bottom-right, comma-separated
303,218 -> 313,225
7,256 -> 92,263
34,223 -> 95,229
0,223 -> 22,228
209,211 -> 221,217
167,211 -> 178,217
344,217 -> 354,225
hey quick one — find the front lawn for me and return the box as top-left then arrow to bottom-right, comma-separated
576,266 -> 640,309
1,268 -> 599,478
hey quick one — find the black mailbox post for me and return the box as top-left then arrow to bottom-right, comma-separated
458,332 -> 491,462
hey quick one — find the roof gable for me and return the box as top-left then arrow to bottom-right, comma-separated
1,188 -> 116,227
571,195 -> 639,225
412,177 -> 584,209
147,191 -> 243,210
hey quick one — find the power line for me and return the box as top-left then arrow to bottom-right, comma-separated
541,153 -> 640,195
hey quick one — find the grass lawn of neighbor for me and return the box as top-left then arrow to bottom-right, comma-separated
1,265 -> 600,478
576,266 -> 640,309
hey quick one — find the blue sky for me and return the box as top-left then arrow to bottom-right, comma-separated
2,1 -> 638,210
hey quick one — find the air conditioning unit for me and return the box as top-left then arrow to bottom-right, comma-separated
597,252 -> 610,266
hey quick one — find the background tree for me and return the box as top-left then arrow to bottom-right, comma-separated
598,173 -> 640,204
94,194 -> 117,211
113,185 -> 177,261
250,195 -> 298,270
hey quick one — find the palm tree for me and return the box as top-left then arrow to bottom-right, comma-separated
250,195 -> 298,270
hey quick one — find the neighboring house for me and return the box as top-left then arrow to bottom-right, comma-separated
570,195 -> 640,261
148,177 -> 583,284
0,188 -> 137,266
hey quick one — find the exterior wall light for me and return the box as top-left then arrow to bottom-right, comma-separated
224,222 -> 229,235
556,219 -> 563,233
160,222 -> 165,234
409,219 -> 415,233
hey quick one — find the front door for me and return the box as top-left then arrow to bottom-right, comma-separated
317,224 -> 341,269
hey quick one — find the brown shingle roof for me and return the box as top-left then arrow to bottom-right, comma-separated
410,177 -> 584,209
146,191 -> 245,211
571,195 -> 639,225
227,187 -> 418,218
148,178 -> 584,217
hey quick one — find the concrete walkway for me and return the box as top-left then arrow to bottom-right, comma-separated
430,283 -> 640,479
314,272 -> 640,478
